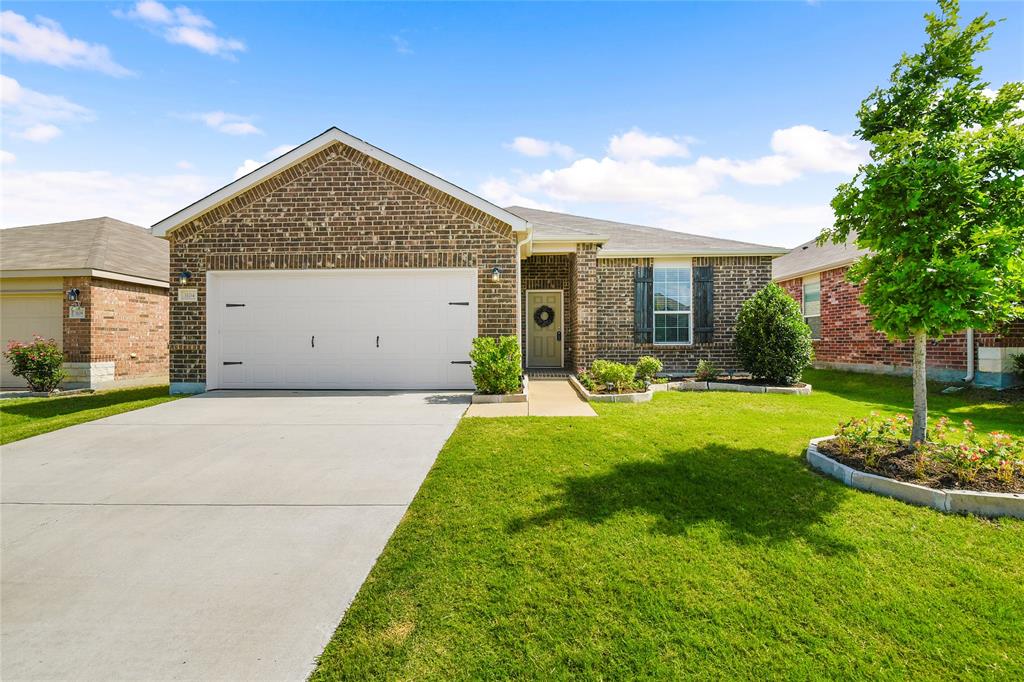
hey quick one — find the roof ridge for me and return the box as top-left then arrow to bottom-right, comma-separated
86,219 -> 113,270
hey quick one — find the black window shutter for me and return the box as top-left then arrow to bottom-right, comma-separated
634,266 -> 653,344
694,265 -> 714,344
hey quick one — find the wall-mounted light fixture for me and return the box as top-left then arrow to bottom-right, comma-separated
66,288 -> 80,302
178,270 -> 192,285
490,266 -> 502,282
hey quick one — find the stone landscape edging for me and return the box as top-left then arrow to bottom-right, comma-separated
669,380 -> 812,395
806,436 -> 1024,519
568,375 -> 654,403
471,375 -> 529,404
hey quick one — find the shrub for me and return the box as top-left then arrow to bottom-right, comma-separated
3,336 -> 65,392
734,283 -> 814,384
1013,352 -> 1024,380
635,355 -> 662,383
469,336 -> 521,394
694,359 -> 720,381
590,359 -> 636,392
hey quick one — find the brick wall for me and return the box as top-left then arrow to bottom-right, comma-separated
168,141 -> 518,385
521,254 -> 573,367
778,266 -> 1021,373
572,244 -> 599,371
62,276 -> 169,382
594,255 -> 773,374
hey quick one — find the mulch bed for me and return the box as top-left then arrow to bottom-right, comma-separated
818,439 -> 1024,494
684,377 -> 809,388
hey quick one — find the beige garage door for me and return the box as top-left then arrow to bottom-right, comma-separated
1,294 -> 63,388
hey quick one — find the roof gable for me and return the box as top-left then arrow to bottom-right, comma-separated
152,128 -> 528,236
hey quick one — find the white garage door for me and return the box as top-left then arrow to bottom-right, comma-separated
206,269 -> 478,390
1,294 -> 64,388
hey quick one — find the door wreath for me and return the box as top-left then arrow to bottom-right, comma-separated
533,305 -> 555,328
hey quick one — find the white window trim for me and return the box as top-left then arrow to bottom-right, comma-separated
653,258 -> 694,346
802,274 -> 822,341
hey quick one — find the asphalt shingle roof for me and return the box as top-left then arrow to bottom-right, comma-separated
505,206 -> 787,256
771,235 -> 869,281
0,217 -> 168,283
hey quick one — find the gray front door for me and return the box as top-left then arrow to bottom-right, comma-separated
527,290 -> 563,367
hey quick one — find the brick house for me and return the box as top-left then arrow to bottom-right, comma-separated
773,236 -> 1023,387
153,128 -> 785,394
0,218 -> 169,389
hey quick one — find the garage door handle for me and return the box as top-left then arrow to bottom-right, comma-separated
225,303 -> 246,307
448,301 -> 469,306
450,361 -> 471,365
311,335 -> 315,348
223,361 -> 243,366
376,335 -> 380,348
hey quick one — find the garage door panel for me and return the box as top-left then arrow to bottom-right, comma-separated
208,269 -> 477,390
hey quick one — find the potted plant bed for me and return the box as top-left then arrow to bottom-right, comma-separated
806,414 -> 1024,519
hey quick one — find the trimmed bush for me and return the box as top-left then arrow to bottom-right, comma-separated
590,359 -> 637,392
1013,352 -> 1023,380
635,355 -> 663,383
694,359 -> 720,381
3,336 -> 65,392
734,283 -> 814,384
469,336 -> 522,394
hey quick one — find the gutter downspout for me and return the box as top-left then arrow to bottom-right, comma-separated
963,328 -> 975,384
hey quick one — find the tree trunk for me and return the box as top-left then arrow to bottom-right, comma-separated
911,329 -> 928,445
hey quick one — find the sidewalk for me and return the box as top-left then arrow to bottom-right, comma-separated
465,378 -> 597,417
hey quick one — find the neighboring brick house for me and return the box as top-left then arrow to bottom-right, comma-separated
773,237 -> 1023,387
0,218 -> 169,389
153,127 -> 785,394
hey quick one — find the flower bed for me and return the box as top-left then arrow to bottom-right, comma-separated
821,414 -> 1023,494
569,374 -> 653,403
806,413 -> 1024,520
672,378 -> 811,395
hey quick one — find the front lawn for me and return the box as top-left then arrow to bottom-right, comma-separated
0,385 -> 180,444
313,369 -> 1024,680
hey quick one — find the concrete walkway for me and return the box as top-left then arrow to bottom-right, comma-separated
465,378 -> 597,417
1,390 -> 469,681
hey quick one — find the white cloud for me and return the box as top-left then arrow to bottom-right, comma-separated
1,169 -> 215,228
506,136 -> 576,160
483,124 -> 867,246
115,1 -> 245,58
233,143 -> 297,179
176,160 -> 193,170
187,111 -> 263,135
0,150 -> 15,165
0,11 -> 133,77
20,123 -> 62,142
479,178 -> 556,211
391,34 -> 413,55
607,128 -> 691,161
1,75 -> 93,142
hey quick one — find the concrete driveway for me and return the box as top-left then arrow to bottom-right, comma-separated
1,390 -> 469,681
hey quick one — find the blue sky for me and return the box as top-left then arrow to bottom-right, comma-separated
2,1 -> 1021,246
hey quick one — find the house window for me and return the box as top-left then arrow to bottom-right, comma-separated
803,275 -> 821,340
654,264 -> 692,344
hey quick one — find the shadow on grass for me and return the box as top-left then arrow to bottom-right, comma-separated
509,443 -> 855,556
0,385 -> 168,419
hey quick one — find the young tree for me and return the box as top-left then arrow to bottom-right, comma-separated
823,0 -> 1024,444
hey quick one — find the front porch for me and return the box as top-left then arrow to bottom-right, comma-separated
519,248 -> 598,373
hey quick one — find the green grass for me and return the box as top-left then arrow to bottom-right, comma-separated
313,369 -> 1024,681
0,385 -> 180,444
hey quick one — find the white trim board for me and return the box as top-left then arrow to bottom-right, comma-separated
0,268 -> 169,289
152,127 -> 530,237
